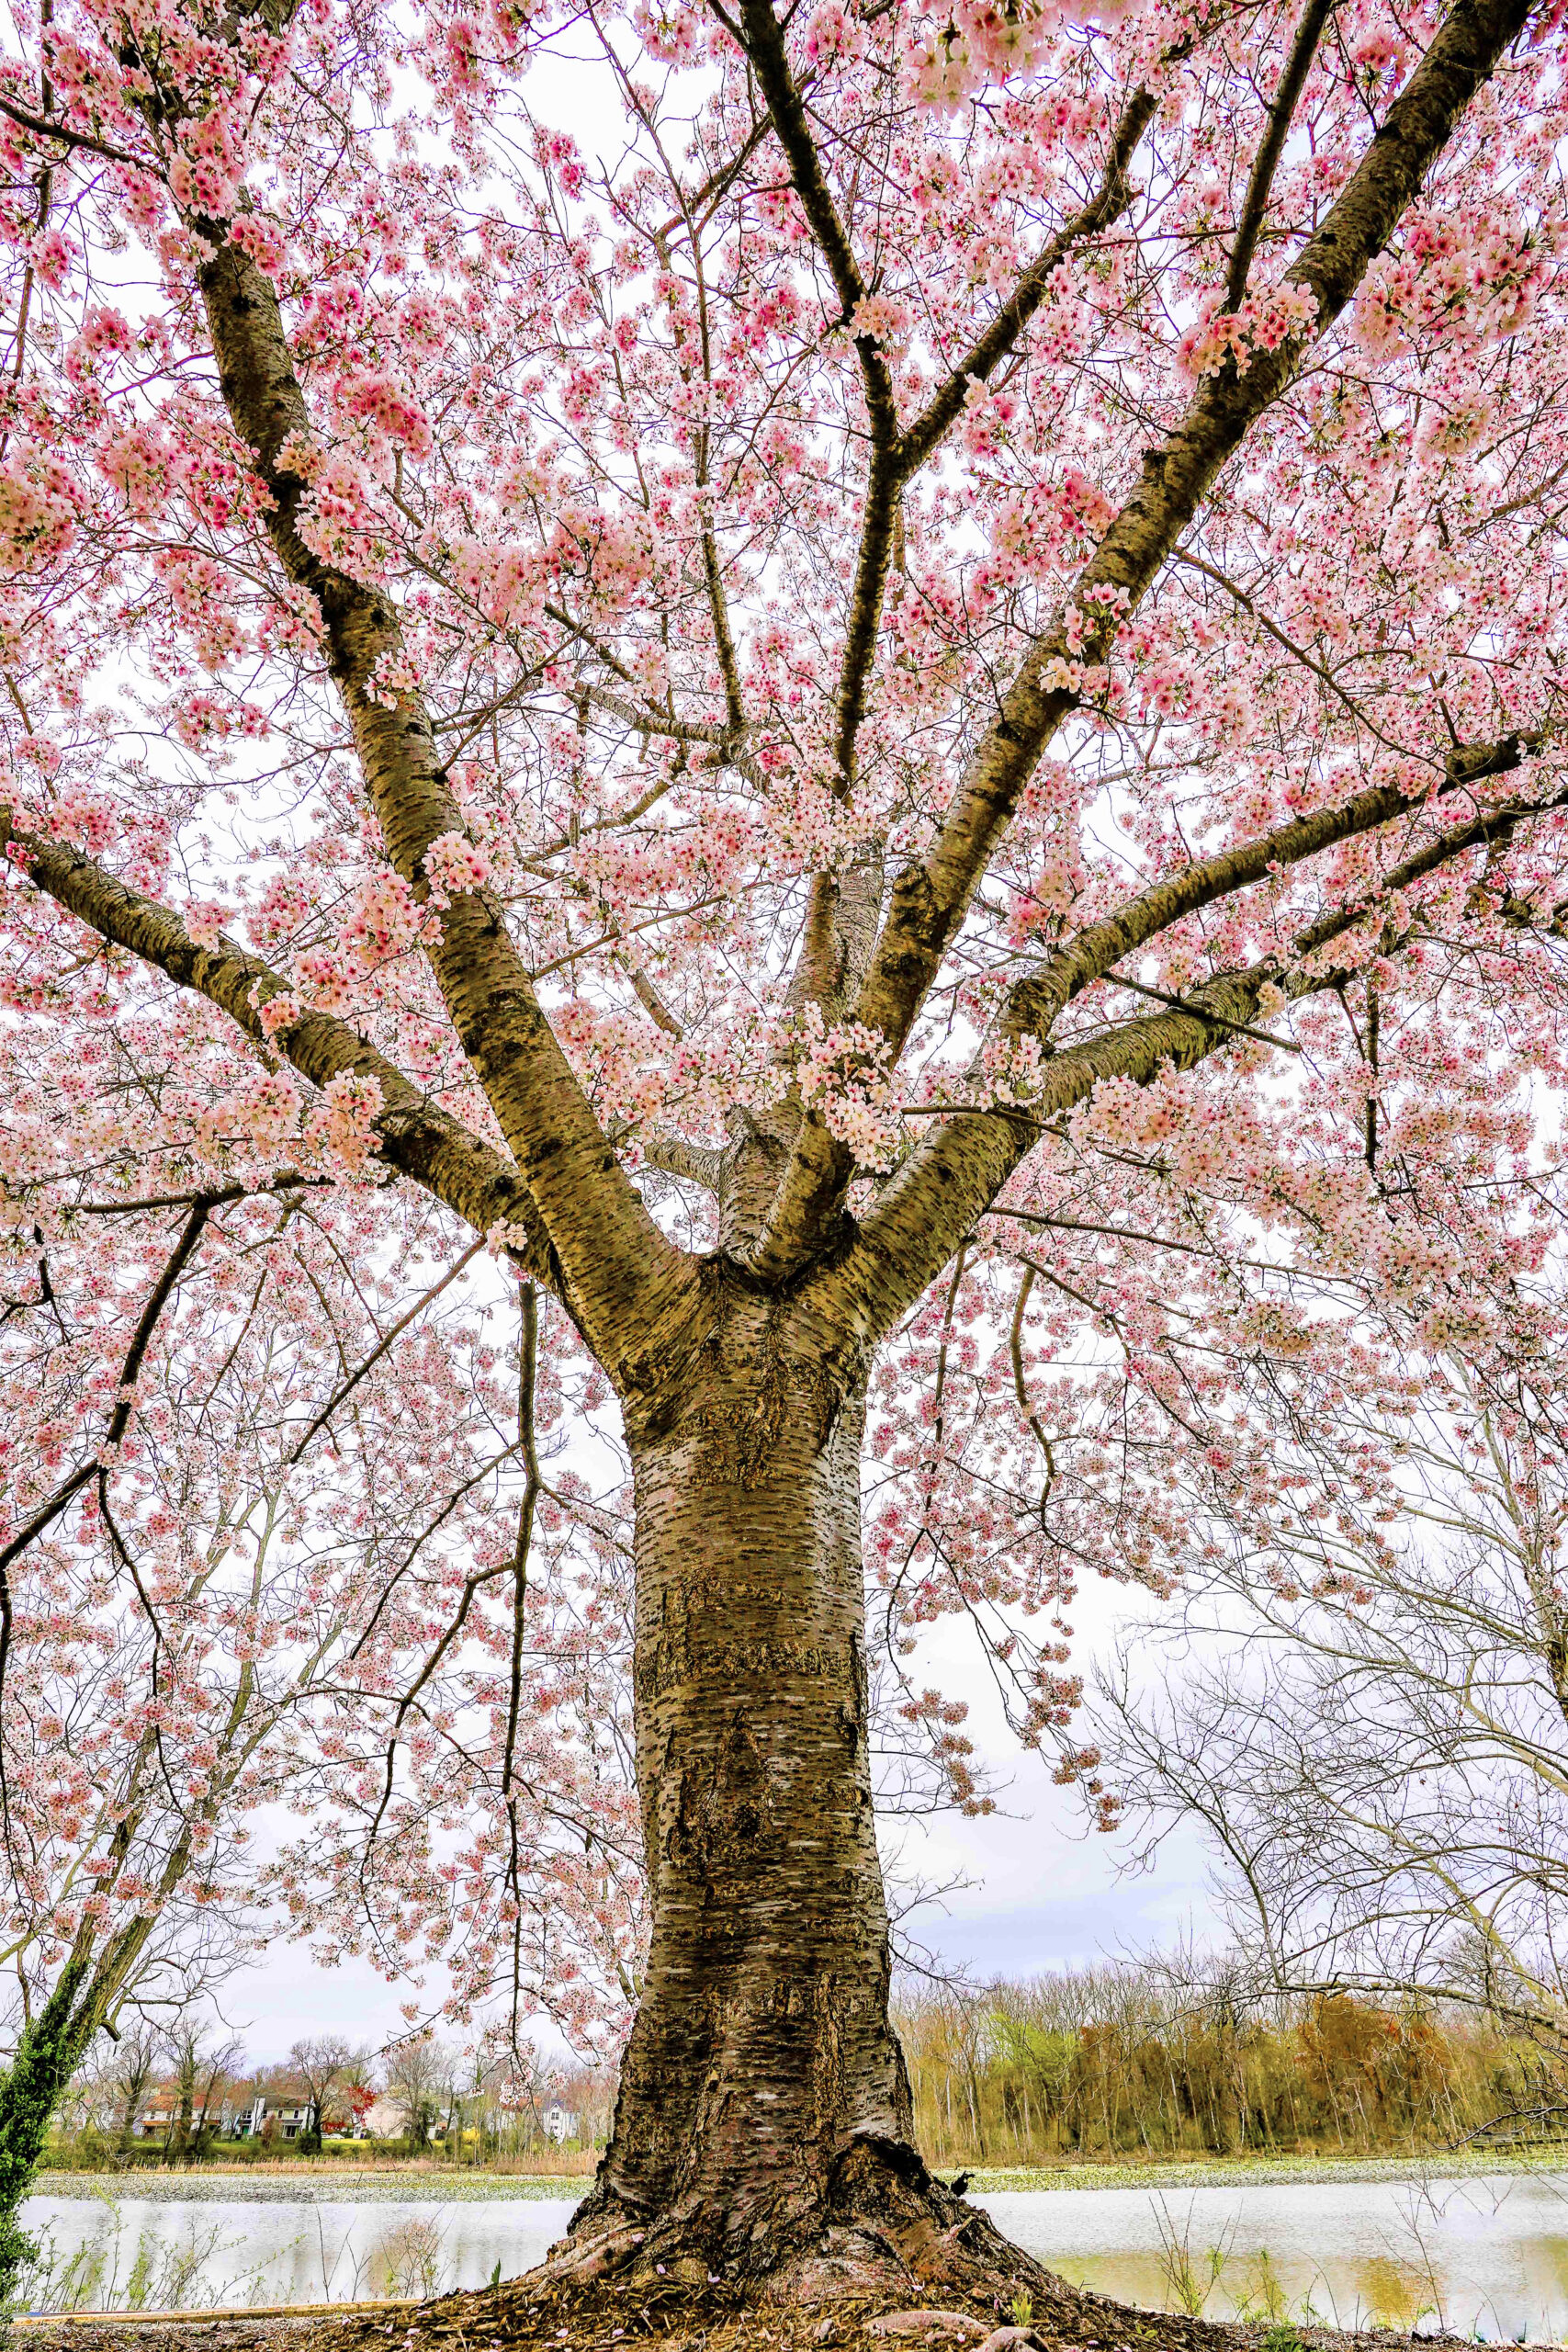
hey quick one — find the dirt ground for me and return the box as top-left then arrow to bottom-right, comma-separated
7,2269 -> 1482,2352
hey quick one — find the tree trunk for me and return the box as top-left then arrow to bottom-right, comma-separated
0,1910 -> 166,2301
0,1958 -> 93,2302
571,1292 -> 914,2282
547,1285 -> 1055,2315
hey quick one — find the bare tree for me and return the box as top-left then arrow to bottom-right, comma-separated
383,2037 -> 449,2153
1089,1339 -> 1568,2130
162,2018 -> 244,2164
287,2034 -> 354,2155
105,2020 -> 160,2156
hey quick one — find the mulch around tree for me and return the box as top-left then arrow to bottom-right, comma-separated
7,2272 -> 1483,2352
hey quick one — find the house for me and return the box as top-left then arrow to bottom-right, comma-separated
130,2079 -> 246,2154
132,2091 -> 182,2139
240,2071 -> 351,2141
131,2082 -> 244,2140
543,2103 -> 579,2144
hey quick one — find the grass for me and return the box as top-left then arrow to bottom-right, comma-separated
39,2144 -> 598,2177
962,2144 -> 1568,2193
6,2192 -> 479,2313
29,2169 -> 585,2204
5,2199 -> 268,2317
29,2144 -> 1568,2207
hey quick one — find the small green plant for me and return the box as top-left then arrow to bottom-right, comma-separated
1008,2289 -> 1033,2326
1261,2326 -> 1308,2352
1151,2197 -> 1235,2318
1233,2253 -> 1292,2325
123,2239 -> 153,2312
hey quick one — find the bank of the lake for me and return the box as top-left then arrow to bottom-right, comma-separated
18,2158 -> 1568,2337
968,2148 -> 1568,2193
31,2146 -> 1568,2202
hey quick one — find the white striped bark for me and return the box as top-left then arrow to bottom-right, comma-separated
577,1283 -> 909,2254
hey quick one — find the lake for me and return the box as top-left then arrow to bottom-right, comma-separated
19,2172 -> 1568,2338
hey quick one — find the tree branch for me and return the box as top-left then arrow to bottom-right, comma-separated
730,0 -> 898,454
1011,730 -> 1541,1041
729,0 -> 901,797
637,1129 -> 726,1189
0,813 -> 547,1274
0,1194 -> 211,1817
895,84 -> 1160,482
831,761 -> 1568,1338
0,91 -> 142,167
287,1235 -> 488,1464
193,234 -> 693,1375
1226,0 -> 1340,308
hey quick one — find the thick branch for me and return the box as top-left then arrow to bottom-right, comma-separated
766,731 -> 1537,1283
1012,731 -> 1540,1038
1,815 -> 546,1269
831,764 -> 1568,1338
701,519 -> 747,740
751,55 -> 1156,1072
728,0 -> 900,797
195,237 -> 692,1374
637,1129 -> 726,1189
828,970 -> 1303,1339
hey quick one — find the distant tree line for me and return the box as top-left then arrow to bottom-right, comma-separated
40,1953 -> 1546,2178
49,2020 -> 615,2169
893,1953 -> 1545,2167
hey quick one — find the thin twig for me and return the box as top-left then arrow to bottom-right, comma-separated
1109,968 -> 1302,1051
287,1236 -> 486,1464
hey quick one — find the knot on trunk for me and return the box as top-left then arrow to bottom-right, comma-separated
669,1713 -> 780,1888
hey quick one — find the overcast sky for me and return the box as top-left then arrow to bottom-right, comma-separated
220,1577 -> 1221,2068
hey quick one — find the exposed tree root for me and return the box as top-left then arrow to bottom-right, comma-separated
542,2137 -> 1053,2307
294,2141 -> 1430,2352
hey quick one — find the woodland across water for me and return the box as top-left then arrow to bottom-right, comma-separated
893,1977 -> 1543,2169
39,1973 -> 1547,2179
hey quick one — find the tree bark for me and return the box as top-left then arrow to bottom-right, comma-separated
572,1277 -> 912,2278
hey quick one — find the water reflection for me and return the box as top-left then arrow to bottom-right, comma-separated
19,2173 -> 1568,2338
981,2175 -> 1568,2341
19,2196 -> 578,2312
1344,2254 -> 1430,2332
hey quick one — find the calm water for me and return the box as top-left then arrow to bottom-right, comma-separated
20,2174 -> 1568,2337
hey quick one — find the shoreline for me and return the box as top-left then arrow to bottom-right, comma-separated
27,2144 -> 1568,2204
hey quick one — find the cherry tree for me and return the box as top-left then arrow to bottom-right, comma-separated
0,1176 -> 637,2292
0,0 -> 1565,2307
